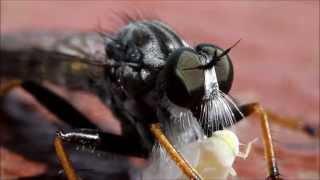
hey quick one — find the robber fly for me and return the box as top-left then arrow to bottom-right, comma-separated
2,16 -> 317,180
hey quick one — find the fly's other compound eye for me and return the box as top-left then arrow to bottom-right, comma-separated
195,44 -> 234,93
165,48 -> 205,108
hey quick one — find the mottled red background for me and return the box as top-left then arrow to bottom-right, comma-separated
0,1 -> 319,179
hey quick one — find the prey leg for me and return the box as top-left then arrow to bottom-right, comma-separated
150,123 -> 203,180
239,103 -> 281,180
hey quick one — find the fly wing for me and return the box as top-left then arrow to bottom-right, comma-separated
0,32 -> 112,104
1,32 -> 107,63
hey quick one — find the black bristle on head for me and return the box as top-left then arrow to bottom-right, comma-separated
201,39 -> 241,70
184,39 -> 241,71
216,39 -> 241,59
94,10 -> 160,41
104,10 -> 160,31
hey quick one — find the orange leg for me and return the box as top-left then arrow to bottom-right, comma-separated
1,80 -> 78,179
240,103 -> 281,180
0,80 -> 21,96
54,135 -> 79,180
239,102 -> 318,138
266,110 -> 319,138
150,123 -> 203,180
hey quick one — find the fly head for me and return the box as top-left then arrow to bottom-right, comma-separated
160,41 -> 241,137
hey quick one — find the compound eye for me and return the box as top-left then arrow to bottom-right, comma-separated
175,50 -> 204,95
195,43 -> 234,93
166,48 -> 205,108
195,44 -> 217,58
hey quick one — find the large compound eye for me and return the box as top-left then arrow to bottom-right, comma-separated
195,44 -> 234,93
165,48 -> 205,108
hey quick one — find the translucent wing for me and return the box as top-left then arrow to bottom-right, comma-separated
1,32 -> 107,62
0,32 -> 112,105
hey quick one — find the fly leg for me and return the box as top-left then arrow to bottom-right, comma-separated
56,128 -> 149,158
265,110 -> 319,138
1,80 -> 151,178
150,123 -> 203,180
0,80 -> 22,96
1,80 -> 98,129
16,80 -> 150,155
237,103 -> 319,138
237,103 -> 281,180
54,135 -> 79,180
53,128 -> 149,180
11,79 -> 151,154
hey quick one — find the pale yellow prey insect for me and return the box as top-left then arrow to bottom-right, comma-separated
143,129 -> 256,179
193,130 -> 256,179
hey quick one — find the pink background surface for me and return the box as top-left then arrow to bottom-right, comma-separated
1,1 -> 319,179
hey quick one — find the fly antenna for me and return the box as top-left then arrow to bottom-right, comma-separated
217,38 -> 241,59
184,39 -> 241,71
